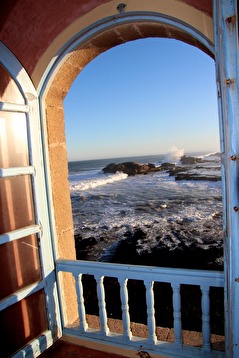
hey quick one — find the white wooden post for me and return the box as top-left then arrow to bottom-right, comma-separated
95,275 -> 109,336
144,280 -> 157,345
73,273 -> 88,333
201,284 -> 211,352
172,283 -> 182,349
213,1 -> 239,357
118,277 -> 132,341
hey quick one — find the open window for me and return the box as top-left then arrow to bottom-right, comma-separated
0,42 -> 61,357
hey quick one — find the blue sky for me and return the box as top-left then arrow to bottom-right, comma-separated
64,38 -> 219,161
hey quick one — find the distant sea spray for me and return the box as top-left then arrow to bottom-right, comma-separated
164,146 -> 185,163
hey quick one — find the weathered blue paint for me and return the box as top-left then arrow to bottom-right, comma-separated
0,224 -> 40,246
213,1 -> 239,357
0,41 -> 62,355
13,330 -> 53,358
0,166 -> 35,178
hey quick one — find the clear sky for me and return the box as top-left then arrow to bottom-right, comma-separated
64,38 -> 219,162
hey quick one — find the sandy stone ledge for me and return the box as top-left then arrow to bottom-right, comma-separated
67,315 -> 225,352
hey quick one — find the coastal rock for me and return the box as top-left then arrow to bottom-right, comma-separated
168,164 -> 221,181
167,166 -> 188,176
102,161 -> 161,176
102,159 -> 221,181
75,234 -> 98,259
160,162 -> 176,170
180,155 -> 202,165
109,227 -> 223,271
175,172 -> 221,181
180,153 -> 221,165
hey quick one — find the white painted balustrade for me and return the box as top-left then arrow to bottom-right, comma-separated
57,259 -> 224,357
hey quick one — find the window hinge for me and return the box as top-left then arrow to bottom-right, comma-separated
38,221 -> 43,238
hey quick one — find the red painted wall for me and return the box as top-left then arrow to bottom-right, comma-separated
0,0 -> 212,78
0,0 -> 110,75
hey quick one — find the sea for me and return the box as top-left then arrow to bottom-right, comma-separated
68,151 -> 223,265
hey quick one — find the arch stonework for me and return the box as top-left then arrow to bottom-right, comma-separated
41,2 -> 214,324
34,0 -> 213,86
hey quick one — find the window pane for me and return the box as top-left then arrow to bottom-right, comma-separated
0,290 -> 48,357
0,64 -> 25,104
0,234 -> 42,299
0,112 -> 29,168
0,176 -> 35,234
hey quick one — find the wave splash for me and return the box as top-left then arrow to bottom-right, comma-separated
164,146 -> 185,163
71,171 -> 128,191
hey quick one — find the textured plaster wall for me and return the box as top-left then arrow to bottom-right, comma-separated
45,78 -> 77,324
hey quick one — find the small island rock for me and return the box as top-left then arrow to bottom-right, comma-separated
102,161 -> 161,176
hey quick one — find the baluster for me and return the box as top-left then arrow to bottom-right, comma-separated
118,277 -> 132,341
172,283 -> 182,349
201,284 -> 211,352
73,273 -> 88,332
95,275 -> 109,336
145,279 -> 157,345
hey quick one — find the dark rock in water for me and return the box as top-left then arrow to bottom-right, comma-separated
180,153 -> 221,165
180,155 -> 203,165
102,161 -> 178,176
175,173 -> 221,181
102,159 -> 221,181
167,166 -> 188,176
102,161 -> 162,176
167,164 -> 221,181
160,162 -> 176,170
109,228 -> 146,265
75,234 -> 98,259
109,229 -> 223,271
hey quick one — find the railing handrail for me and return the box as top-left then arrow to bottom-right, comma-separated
56,259 -> 224,287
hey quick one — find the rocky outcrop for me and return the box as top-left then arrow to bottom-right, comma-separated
180,155 -> 203,165
102,161 -> 162,176
160,162 -> 176,170
174,172 -> 221,181
102,157 -> 221,181
109,227 -> 223,271
180,153 -> 221,165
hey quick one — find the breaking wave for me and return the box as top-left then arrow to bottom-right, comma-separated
70,171 -> 128,192
164,146 -> 184,163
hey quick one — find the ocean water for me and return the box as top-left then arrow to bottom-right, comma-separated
68,152 -> 223,264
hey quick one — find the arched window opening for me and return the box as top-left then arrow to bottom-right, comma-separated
62,39 -> 224,340
64,38 -> 222,272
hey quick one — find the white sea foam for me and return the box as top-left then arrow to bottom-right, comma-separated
202,154 -> 220,162
196,152 -> 220,160
164,146 -> 184,163
71,171 -> 128,191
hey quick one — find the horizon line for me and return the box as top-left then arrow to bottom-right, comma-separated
68,149 -> 220,163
